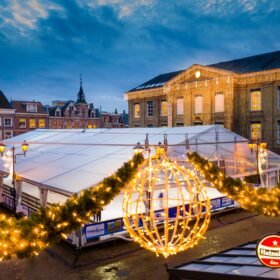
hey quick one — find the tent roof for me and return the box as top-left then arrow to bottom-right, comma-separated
0,126 -> 267,195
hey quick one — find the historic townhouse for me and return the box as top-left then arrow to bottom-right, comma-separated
0,91 -> 48,140
0,77 -> 125,138
48,79 -> 125,129
125,50 -> 280,153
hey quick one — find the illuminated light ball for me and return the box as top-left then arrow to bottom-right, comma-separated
122,157 -> 211,258
195,70 -> 201,79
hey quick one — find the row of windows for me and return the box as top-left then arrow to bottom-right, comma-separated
19,118 -> 46,128
134,93 -> 225,118
133,88 -> 274,118
0,117 -> 46,128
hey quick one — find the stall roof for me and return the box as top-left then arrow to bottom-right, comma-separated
0,126 -> 277,195
167,239 -> 279,279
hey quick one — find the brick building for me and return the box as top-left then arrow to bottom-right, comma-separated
48,79 -> 103,129
125,50 -> 280,153
0,91 -> 48,140
0,77 -> 125,138
48,78 -> 124,129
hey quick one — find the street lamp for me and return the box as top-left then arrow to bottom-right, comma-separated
248,139 -> 267,182
133,142 -> 144,154
0,143 -> 6,156
10,141 -> 29,213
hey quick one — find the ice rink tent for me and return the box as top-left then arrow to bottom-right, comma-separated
0,126 -> 279,244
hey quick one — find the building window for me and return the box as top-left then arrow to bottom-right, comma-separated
161,123 -> 167,127
19,118 -> 26,128
4,118 -> 12,127
0,117 -> 2,127
215,92 -> 224,113
4,131 -> 12,139
26,104 -> 37,112
176,98 -> 184,115
147,101 -> 153,117
39,119 -> 46,128
55,109 -> 61,117
134,103 -> 140,118
250,89 -> 261,111
147,124 -> 153,128
29,119 -> 36,128
251,122 -> 261,141
161,100 -> 168,116
193,122 -> 203,126
194,95 -> 203,114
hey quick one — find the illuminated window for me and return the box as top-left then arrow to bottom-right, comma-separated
134,103 -> 140,118
161,100 -> 168,116
39,119 -> 45,128
250,89 -> 261,111
215,93 -> 224,113
251,122 -> 261,141
176,98 -> 184,115
29,119 -> 36,128
194,95 -> 203,114
19,118 -> 26,128
147,101 -> 153,117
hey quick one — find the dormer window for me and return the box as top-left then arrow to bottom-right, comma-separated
26,103 -> 37,113
55,108 -> 61,117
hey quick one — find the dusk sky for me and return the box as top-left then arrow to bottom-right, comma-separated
0,0 -> 280,112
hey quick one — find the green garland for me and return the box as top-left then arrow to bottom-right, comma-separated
0,153 -> 144,260
188,152 -> 280,217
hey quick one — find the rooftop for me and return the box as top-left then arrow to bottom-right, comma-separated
128,50 -> 280,92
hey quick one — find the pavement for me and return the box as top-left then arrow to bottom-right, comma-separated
0,209 -> 280,280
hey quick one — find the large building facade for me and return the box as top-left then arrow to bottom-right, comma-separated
125,50 -> 280,153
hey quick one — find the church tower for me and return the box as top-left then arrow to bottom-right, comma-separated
75,74 -> 89,118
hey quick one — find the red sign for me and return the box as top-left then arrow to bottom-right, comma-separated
257,234 -> 280,268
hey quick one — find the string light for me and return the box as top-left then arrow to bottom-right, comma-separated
0,153 -> 145,261
123,155 -> 211,258
188,152 -> 280,217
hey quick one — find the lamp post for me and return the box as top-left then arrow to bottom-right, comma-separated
0,141 -> 29,213
133,142 -> 144,155
248,139 -> 267,182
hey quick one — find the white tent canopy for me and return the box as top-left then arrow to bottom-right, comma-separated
0,126 -> 279,198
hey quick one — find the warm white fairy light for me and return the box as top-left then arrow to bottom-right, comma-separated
122,156 -> 211,258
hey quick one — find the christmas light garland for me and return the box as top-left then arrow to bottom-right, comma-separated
188,152 -> 280,217
0,153 -> 144,260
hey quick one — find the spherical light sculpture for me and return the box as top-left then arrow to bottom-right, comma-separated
122,157 -> 211,257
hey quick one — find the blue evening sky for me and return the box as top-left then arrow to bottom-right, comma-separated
0,0 -> 279,112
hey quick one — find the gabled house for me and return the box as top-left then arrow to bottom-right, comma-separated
0,92 -> 48,139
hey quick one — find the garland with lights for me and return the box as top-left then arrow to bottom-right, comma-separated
188,152 -> 280,217
0,153 -> 144,260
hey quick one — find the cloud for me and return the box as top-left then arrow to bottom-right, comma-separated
0,0 -> 63,33
188,0 -> 280,17
77,0 -> 155,18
